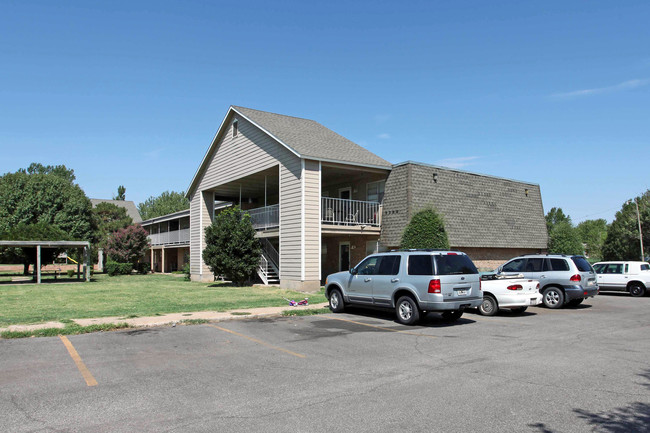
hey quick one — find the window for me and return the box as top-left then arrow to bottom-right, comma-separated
625,264 -> 629,273
232,120 -> 238,137
605,264 -> 623,274
376,256 -> 401,275
356,257 -> 379,275
367,180 -> 385,202
550,259 -> 570,271
593,264 -> 605,273
525,258 -> 544,272
502,258 -> 525,273
571,256 -> 593,272
641,264 -> 650,271
408,255 -> 433,276
435,255 -> 478,275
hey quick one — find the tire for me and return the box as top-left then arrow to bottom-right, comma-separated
441,310 -> 464,322
478,295 -> 498,316
328,288 -> 345,313
511,306 -> 528,315
395,296 -> 420,325
629,283 -> 646,298
568,298 -> 584,307
542,287 -> 564,309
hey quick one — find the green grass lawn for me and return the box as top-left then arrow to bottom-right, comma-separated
0,273 -> 326,326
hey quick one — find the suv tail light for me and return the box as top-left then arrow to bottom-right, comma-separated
428,279 -> 441,293
570,274 -> 581,282
536,283 -> 540,291
507,284 -> 523,291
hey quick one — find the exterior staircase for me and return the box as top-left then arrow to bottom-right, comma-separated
257,239 -> 280,285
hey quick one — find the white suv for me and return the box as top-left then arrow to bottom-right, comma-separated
592,261 -> 650,297
325,250 -> 482,325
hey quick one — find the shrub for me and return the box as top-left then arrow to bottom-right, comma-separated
105,225 -> 149,265
66,269 -> 75,278
106,262 -> 133,276
183,262 -> 191,281
135,262 -> 150,275
202,206 -> 261,285
401,207 -> 450,249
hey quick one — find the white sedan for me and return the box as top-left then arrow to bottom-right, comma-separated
478,273 -> 542,316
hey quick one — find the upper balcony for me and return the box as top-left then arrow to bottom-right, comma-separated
247,197 -> 381,234
141,209 -> 190,247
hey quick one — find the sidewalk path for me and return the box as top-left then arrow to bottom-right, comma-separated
0,302 -> 330,333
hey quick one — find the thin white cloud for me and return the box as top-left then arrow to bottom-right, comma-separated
550,78 -> 650,99
377,133 -> 390,140
435,156 -> 481,169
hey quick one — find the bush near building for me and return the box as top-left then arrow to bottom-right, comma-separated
401,208 -> 450,250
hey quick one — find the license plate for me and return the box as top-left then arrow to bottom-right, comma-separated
529,298 -> 537,305
456,289 -> 468,296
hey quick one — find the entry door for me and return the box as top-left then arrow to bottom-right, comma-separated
339,242 -> 350,271
339,188 -> 351,200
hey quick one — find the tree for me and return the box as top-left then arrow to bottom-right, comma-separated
0,170 -> 94,241
104,225 -> 149,265
17,162 -> 76,184
114,185 -> 126,201
602,191 -> 650,261
576,219 -> 608,261
400,207 -> 450,250
0,223 -> 67,275
92,202 -> 133,247
138,190 -> 190,220
548,221 -> 584,255
545,207 -> 572,231
202,206 -> 261,285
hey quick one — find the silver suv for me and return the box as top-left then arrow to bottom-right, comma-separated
497,254 -> 598,309
325,250 -> 482,325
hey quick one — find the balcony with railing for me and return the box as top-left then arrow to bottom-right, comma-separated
246,198 -> 381,233
148,228 -> 190,246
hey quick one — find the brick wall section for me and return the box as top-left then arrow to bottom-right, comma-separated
381,162 -> 548,251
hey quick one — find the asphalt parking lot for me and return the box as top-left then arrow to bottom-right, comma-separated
1,293 -> 649,433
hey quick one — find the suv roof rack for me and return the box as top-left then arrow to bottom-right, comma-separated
388,248 -> 455,252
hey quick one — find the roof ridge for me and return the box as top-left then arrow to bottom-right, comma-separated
231,106 -> 318,123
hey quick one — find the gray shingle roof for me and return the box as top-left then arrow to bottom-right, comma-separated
90,199 -> 142,223
231,106 -> 392,168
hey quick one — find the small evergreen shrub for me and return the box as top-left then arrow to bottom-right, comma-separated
106,262 -> 133,276
182,262 -> 191,281
135,262 -> 150,275
66,269 -> 75,278
401,207 -> 450,250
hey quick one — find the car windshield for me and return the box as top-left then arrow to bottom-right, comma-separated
571,256 -> 594,272
435,254 -> 478,275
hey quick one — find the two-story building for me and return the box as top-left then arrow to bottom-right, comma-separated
182,106 -> 548,289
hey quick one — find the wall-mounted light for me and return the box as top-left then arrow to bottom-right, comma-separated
248,197 -> 253,204
433,173 -> 438,183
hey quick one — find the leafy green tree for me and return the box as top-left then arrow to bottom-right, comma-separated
401,207 -> 450,249
548,221 -> 584,255
138,190 -> 190,220
545,207 -> 572,231
17,163 -> 76,184
602,191 -> 650,261
576,219 -> 608,261
92,202 -> 133,247
104,225 -> 150,265
202,206 -> 261,285
113,185 -> 126,201
0,170 -> 94,241
0,223 -> 67,275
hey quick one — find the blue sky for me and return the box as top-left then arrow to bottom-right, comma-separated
1,0 -> 648,223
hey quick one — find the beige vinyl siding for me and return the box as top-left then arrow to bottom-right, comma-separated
303,160 -> 321,280
189,192 -> 201,275
196,116 -> 293,191
279,159 -> 302,279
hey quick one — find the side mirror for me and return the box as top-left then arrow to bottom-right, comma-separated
349,267 -> 357,275
496,266 -> 503,274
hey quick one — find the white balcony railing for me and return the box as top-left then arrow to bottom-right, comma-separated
148,228 -> 190,246
321,197 -> 381,227
248,204 -> 279,230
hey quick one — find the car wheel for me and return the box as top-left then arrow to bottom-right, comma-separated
441,310 -> 464,322
629,283 -> 646,298
568,298 -> 584,307
542,287 -> 564,309
396,296 -> 420,325
511,306 -> 528,314
328,288 -> 345,313
478,295 -> 498,316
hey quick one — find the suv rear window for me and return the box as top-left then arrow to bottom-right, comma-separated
408,255 -> 433,275
550,258 -> 570,271
435,254 -> 478,275
571,256 -> 593,272
641,264 -> 650,271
